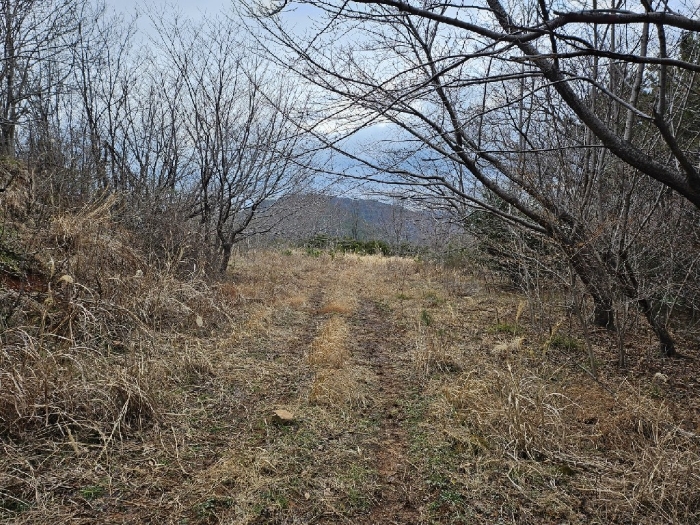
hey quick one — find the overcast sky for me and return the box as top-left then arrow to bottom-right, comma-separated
107,0 -> 230,18
99,0 -> 397,193
104,0 -> 319,32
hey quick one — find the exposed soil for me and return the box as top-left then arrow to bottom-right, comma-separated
352,300 -> 425,524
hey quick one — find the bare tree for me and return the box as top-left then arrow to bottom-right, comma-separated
69,1 -> 140,192
239,0 -> 700,356
153,14 -> 314,272
258,0 -> 700,207
1,0 -> 83,158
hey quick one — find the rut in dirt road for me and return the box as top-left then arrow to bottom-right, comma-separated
352,300 -> 426,524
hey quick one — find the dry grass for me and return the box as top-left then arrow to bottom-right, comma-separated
412,320 -> 464,376
362,253 -> 699,524
437,364 -> 700,522
317,301 -> 354,315
308,367 -> 373,408
1,212 -> 699,525
307,316 -> 351,369
306,272 -> 372,409
0,332 -> 157,440
0,199 -> 235,522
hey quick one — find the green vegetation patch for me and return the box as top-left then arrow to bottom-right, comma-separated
303,234 -> 392,256
547,333 -> 581,351
80,485 -> 105,500
487,322 -> 523,335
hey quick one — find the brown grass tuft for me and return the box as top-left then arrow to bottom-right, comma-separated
412,321 -> 462,376
308,367 -> 372,408
0,330 -> 156,441
438,362 -> 700,521
307,317 -> 350,369
283,294 -> 307,308
317,301 -> 353,315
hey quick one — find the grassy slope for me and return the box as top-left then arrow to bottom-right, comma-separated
1,221 -> 699,524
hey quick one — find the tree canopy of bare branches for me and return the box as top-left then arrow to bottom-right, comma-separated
1,0 -> 84,157
241,0 -> 700,356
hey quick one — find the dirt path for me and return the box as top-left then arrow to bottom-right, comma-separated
352,300 -> 425,524
9,250 -> 699,525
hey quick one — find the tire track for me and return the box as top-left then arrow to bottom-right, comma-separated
352,300 -> 425,524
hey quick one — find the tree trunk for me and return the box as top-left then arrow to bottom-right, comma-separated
616,257 -> 677,357
0,122 -> 15,158
568,248 -> 617,331
593,297 -> 616,331
638,297 -> 676,357
219,243 -> 232,274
